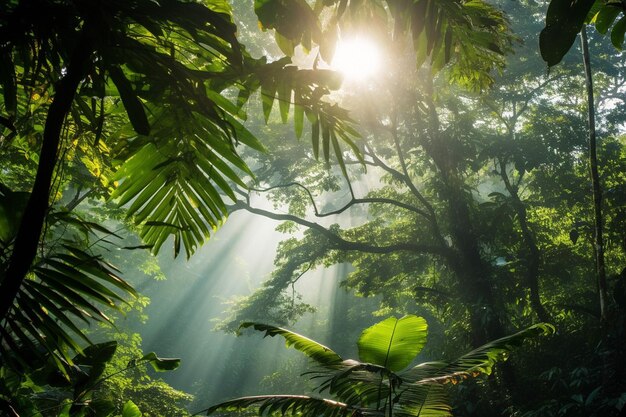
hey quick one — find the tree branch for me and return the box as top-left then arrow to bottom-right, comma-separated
249,182 -> 430,218
228,200 -> 452,258
363,144 -> 445,245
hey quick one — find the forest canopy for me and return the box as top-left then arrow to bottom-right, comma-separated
1,0 -> 626,416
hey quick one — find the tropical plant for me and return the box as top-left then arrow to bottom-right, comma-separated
0,0 -> 525,401
0,339 -> 181,416
540,0 -> 626,67
212,4 -> 626,415
0,0 -> 360,377
202,316 -> 554,417
253,0 -> 515,91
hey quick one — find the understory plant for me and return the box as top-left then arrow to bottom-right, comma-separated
0,340 -> 181,416
202,315 -> 554,417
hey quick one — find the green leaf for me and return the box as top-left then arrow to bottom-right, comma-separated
225,113 -> 266,152
108,66 -> 150,135
77,341 -> 118,365
410,0 -> 429,42
122,400 -> 143,417
240,323 -> 343,366
322,120 -> 330,161
357,315 -> 428,372
294,103 -> 305,139
278,80 -> 292,124
275,32 -> 296,56
205,395 -> 355,417
311,118 -> 320,159
141,352 -> 181,371
611,16 -> 626,49
331,131 -> 347,178
261,79 -> 277,123
413,31 -> 429,69
57,401 -> 72,417
402,323 -> 555,381
594,5 -> 621,34
539,0 -> 596,66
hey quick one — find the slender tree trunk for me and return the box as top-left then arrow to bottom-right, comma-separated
0,25 -> 95,323
580,26 -> 608,326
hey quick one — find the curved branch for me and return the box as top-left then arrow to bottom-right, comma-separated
387,115 -> 440,227
364,145 -> 436,219
229,200 -> 452,259
249,182 -> 430,218
363,145 -> 445,246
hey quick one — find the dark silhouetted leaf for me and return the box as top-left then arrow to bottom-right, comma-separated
108,66 -> 150,135
141,352 -> 181,371
540,0 -> 595,66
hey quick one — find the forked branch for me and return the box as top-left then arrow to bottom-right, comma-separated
248,182 -> 430,218
228,200 -> 453,259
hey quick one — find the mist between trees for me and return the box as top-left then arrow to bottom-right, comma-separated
1,0 -> 626,416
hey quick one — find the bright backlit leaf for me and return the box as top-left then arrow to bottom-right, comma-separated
122,400 -> 143,417
357,315 -> 428,372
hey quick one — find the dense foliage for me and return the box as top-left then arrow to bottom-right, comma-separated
205,317 -> 553,417
218,1 -> 626,416
1,0 -> 626,416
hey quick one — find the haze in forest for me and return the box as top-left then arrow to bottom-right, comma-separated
1,0 -> 626,417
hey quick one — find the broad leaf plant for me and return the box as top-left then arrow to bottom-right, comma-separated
203,316 -> 554,417
0,0 -> 520,406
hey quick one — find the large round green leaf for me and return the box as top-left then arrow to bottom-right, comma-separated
122,400 -> 142,417
357,315 -> 428,372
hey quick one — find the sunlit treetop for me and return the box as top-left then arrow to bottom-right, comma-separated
254,0 -> 514,91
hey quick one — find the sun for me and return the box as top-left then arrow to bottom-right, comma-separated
331,37 -> 382,82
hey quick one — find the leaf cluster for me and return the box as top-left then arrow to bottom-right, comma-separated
205,316 -> 554,417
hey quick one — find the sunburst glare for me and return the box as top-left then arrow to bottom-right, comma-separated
331,37 -> 382,81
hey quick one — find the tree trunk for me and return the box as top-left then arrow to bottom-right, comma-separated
446,179 -> 504,345
0,24 -> 95,323
499,160 -> 550,323
422,75 -> 504,345
580,26 -> 608,326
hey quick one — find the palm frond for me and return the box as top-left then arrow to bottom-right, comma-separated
240,322 -> 344,367
96,0 -> 256,258
1,243 -> 136,374
237,58 -> 363,172
401,323 -> 555,383
304,360 -> 403,406
110,102 -> 258,257
394,383 -> 451,417
204,395 -> 379,417
212,321 -> 553,417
